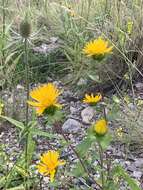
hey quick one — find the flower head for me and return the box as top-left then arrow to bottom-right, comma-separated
20,20 -> 31,39
83,93 -> 102,105
37,150 -> 66,182
94,119 -> 108,136
83,37 -> 113,58
27,83 -> 62,115
116,127 -> 123,138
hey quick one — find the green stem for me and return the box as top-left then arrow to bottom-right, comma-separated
24,38 -> 29,124
24,38 -> 30,190
98,141 -> 105,190
2,0 -> 6,72
61,132 -> 101,189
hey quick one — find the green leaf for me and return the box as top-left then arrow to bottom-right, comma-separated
45,110 -> 64,125
107,104 -> 120,121
0,177 -> 6,188
6,184 -> 25,190
30,128 -> 56,138
88,74 -> 100,82
0,116 -> 25,130
113,165 -> 141,190
97,134 -> 112,150
72,162 -> 86,177
76,136 -> 94,157
26,132 -> 36,165
4,152 -> 26,188
15,165 -> 29,177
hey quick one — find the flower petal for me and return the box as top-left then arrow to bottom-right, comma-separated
50,169 -> 56,182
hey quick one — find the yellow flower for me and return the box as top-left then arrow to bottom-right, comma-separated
116,127 -> 123,138
37,150 -> 66,182
83,93 -> 102,104
27,83 -> 62,115
94,119 -> 108,136
69,10 -> 76,17
83,37 -> 113,58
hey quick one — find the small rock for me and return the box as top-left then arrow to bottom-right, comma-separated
127,164 -> 136,172
7,97 -> 13,104
135,82 -> 143,91
77,78 -> 87,86
81,106 -> 95,124
133,171 -> 142,179
134,158 -> 143,168
62,119 -> 81,133
43,176 -> 49,182
49,37 -> 59,43
70,106 -> 77,114
16,84 -> 24,90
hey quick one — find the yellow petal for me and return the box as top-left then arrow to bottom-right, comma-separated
50,169 -> 56,182
36,106 -> 46,115
27,100 -> 41,107
58,160 -> 66,166
37,164 -> 49,176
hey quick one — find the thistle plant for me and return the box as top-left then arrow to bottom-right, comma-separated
20,17 -> 31,190
20,18 -> 31,124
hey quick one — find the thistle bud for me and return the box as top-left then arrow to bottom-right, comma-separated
20,20 -> 31,38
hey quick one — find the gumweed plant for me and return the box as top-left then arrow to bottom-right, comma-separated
37,150 -> 66,182
27,83 -> 62,116
83,93 -> 102,104
82,37 -> 113,84
83,37 -> 113,60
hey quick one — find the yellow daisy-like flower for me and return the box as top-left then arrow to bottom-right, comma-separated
94,119 -> 108,136
37,150 -> 66,182
83,93 -> 102,104
27,83 -> 61,115
83,37 -> 113,58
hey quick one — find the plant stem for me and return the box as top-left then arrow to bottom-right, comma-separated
24,38 -> 30,190
2,0 -> 6,58
24,38 -> 29,125
1,0 -> 6,86
61,131 -> 101,189
98,141 -> 105,190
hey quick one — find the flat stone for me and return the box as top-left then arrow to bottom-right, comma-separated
134,158 -> 143,168
133,171 -> 142,179
70,106 -> 77,114
16,84 -> 24,90
62,119 -> 81,133
135,82 -> 143,91
81,106 -> 95,124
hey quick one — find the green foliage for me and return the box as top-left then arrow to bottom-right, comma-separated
45,109 -> 65,125
112,165 -> 141,190
0,115 -> 56,189
72,162 -> 86,178
76,136 -> 94,158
